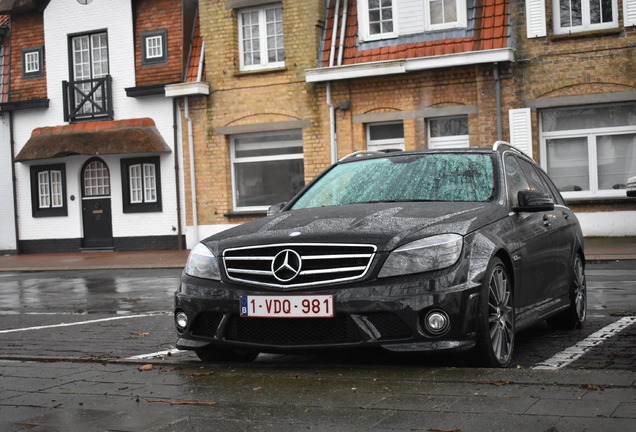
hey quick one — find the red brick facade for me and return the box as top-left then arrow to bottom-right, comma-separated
7,12 -> 46,102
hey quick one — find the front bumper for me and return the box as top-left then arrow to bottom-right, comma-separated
174,269 -> 482,354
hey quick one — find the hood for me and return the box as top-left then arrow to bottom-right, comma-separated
205,202 -> 507,254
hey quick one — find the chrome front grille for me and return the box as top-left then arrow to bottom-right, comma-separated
222,243 -> 376,288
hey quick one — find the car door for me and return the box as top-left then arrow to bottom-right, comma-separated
502,154 -> 556,320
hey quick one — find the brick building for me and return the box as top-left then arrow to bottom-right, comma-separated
510,0 -> 636,235
0,0 -> 205,253
183,0 -> 327,245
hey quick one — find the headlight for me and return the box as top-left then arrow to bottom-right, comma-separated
184,243 -> 221,280
378,234 -> 463,278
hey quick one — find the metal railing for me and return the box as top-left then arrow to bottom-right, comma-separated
62,75 -> 113,123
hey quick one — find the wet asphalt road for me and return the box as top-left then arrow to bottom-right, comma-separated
0,262 -> 634,367
0,261 -> 634,431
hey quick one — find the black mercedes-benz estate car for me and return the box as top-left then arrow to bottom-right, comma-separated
174,142 -> 587,367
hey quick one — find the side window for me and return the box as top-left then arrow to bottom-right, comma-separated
504,155 -> 530,207
517,158 -> 550,194
30,164 -> 67,217
537,168 -> 567,206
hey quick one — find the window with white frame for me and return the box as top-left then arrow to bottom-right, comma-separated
142,30 -> 167,65
238,3 -> 285,71
22,47 -> 43,78
358,0 -> 398,41
231,130 -> 304,211
425,0 -> 467,30
367,122 -> 405,151
121,157 -> 162,213
540,103 -> 636,198
30,164 -> 67,217
554,0 -> 618,34
427,115 -> 469,149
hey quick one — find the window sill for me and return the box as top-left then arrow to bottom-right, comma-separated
550,27 -> 622,41
235,67 -> 287,77
564,195 -> 632,205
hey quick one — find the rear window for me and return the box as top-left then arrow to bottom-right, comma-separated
292,153 -> 495,210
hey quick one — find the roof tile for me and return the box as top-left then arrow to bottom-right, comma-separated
321,0 -> 510,67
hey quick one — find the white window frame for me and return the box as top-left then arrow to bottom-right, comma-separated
553,0 -> 618,35
37,170 -> 63,209
24,51 -> 40,73
366,121 -> 405,151
145,35 -> 163,59
427,115 -> 469,149
129,163 -> 157,204
357,0 -> 399,42
230,130 -> 304,212
238,3 -> 285,71
425,0 -> 467,31
540,119 -> 636,200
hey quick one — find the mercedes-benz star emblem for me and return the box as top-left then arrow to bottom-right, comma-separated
271,249 -> 302,282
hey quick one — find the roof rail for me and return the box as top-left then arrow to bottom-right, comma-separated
339,150 -> 386,161
493,141 -> 523,155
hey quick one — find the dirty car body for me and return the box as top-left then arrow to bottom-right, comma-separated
174,143 -> 587,367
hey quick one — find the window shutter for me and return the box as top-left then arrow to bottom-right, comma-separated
625,0 -> 636,27
525,0 -> 547,38
509,108 -> 533,157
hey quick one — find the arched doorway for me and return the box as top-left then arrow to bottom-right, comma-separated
81,158 -> 113,248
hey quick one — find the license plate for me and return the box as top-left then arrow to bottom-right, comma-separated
240,295 -> 333,318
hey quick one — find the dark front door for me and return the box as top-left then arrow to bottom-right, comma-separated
81,158 -> 113,249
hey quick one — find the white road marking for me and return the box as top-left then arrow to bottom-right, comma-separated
533,316 -> 636,370
126,348 -> 184,360
0,314 -> 161,334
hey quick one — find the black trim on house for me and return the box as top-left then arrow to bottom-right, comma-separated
125,83 -> 173,97
0,98 -> 49,112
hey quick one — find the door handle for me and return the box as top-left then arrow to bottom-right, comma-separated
562,212 -> 570,219
543,214 -> 552,227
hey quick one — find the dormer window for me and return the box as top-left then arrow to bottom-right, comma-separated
426,0 -> 467,31
358,0 -> 398,41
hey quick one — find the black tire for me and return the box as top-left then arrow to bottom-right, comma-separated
195,347 -> 259,363
547,254 -> 587,330
474,257 -> 515,368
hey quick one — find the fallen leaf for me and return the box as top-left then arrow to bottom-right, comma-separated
138,364 -> 153,371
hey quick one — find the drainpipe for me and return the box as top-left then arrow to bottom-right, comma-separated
172,99 -> 183,250
326,0 -> 342,164
327,83 -> 337,163
9,110 -> 20,254
494,63 -> 503,141
184,97 -> 199,244
337,0 -> 348,66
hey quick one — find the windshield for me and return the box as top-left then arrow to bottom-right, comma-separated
291,153 -> 495,210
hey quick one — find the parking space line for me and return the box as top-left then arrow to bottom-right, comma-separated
533,316 -> 636,370
0,314 -> 161,334
126,348 -> 184,360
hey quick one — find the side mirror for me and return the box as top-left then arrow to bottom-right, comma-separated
267,202 -> 287,216
627,176 -> 636,197
514,190 -> 555,212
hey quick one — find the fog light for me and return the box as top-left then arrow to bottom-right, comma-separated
175,311 -> 188,331
425,310 -> 449,335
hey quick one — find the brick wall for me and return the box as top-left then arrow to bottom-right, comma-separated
133,0 -> 184,86
508,0 -> 636,214
9,12 -> 46,102
191,0 -> 326,226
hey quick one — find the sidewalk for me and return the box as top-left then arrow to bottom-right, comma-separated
0,237 -> 634,271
